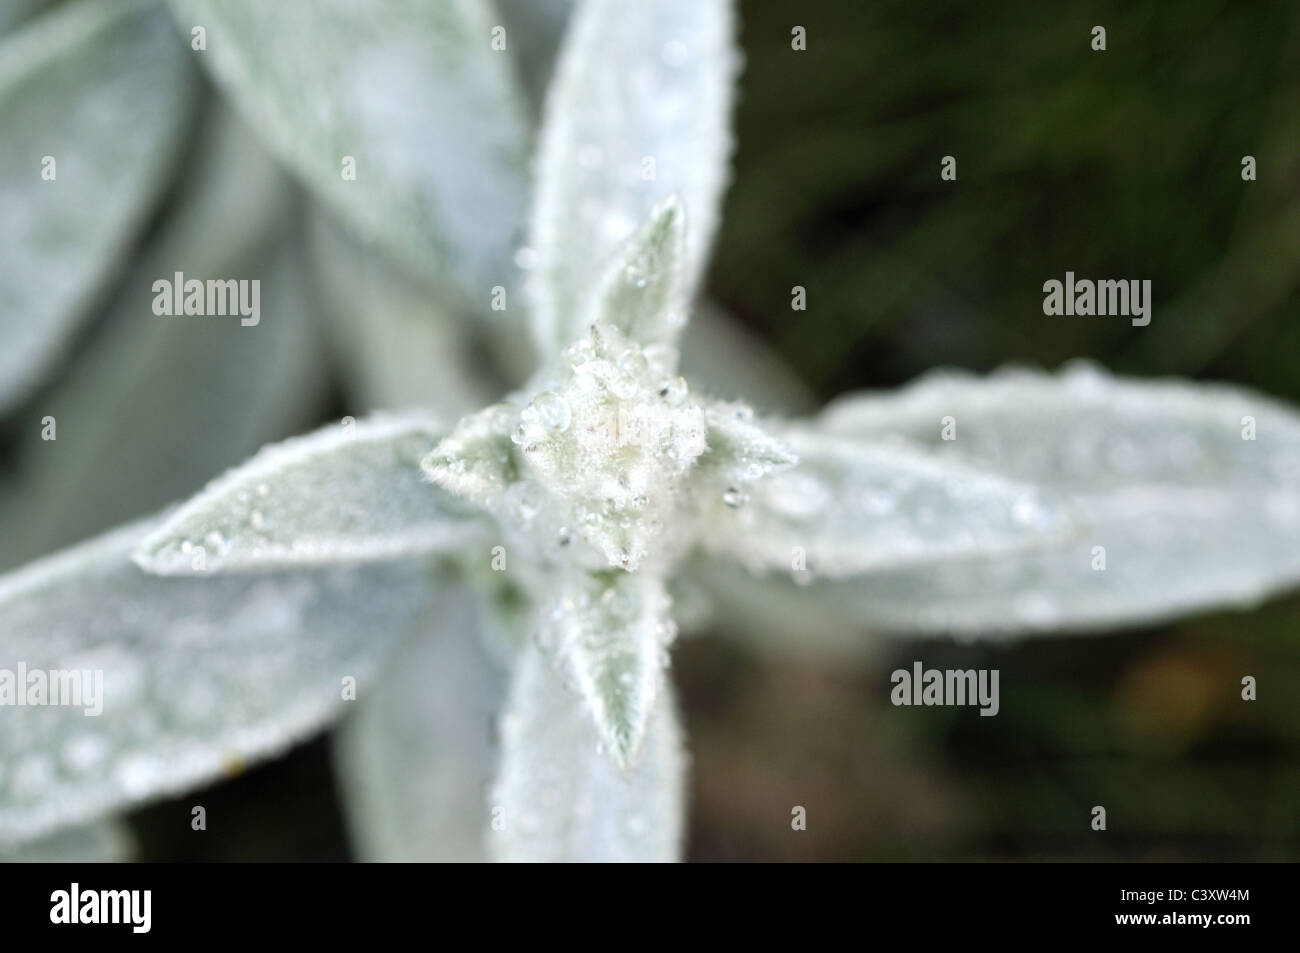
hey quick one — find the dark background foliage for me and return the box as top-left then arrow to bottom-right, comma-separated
108,0 -> 1300,860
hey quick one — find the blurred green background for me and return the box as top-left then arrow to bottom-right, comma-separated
11,0 -> 1300,860
688,0 -> 1300,861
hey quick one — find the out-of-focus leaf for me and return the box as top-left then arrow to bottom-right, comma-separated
0,104 -> 327,572
134,415 -> 488,576
528,0 -> 736,354
680,555 -> 885,660
0,0 -> 50,35
170,0 -> 530,306
0,819 -> 134,862
489,643 -> 684,862
787,362 -> 1300,635
333,587 -> 506,862
308,212 -> 489,417
698,423 -> 1071,578
0,518 -> 438,848
0,0 -> 198,412
679,301 -> 816,415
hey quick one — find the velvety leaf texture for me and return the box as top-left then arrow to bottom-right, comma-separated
489,643 -> 685,862
170,0 -> 530,305
135,415 -> 486,575
529,0 -> 735,353
0,519 -> 437,848
0,0 -> 197,412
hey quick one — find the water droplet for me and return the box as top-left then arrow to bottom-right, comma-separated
532,391 -> 571,432
611,375 -> 639,399
203,530 -> 228,554
514,246 -> 538,270
723,486 -> 747,508
250,510 -> 266,530
659,377 -> 688,405
618,350 -> 649,379
642,343 -> 677,375
557,527 -> 572,547
115,753 -> 163,796
1011,494 -> 1053,529
61,735 -> 106,772
623,263 -> 649,288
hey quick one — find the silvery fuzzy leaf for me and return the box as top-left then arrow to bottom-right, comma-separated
493,0 -> 573,120
0,819 -> 134,862
536,572 -> 677,769
787,362 -> 1300,635
134,415 -> 487,576
582,196 -> 687,349
489,642 -> 685,862
2,108 -> 327,571
308,212 -> 489,418
698,400 -> 798,489
0,0 -> 198,413
0,518 -> 438,848
528,0 -> 736,354
679,301 -> 817,415
333,587 -> 506,862
169,0 -> 530,305
697,423 -> 1071,579
422,403 -> 519,507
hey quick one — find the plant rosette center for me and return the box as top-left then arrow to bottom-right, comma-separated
424,322 -> 725,575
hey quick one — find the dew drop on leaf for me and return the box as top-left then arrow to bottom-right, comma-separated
1010,494 -> 1052,529
659,376 -> 687,405
618,350 -> 649,378
532,391 -> 572,432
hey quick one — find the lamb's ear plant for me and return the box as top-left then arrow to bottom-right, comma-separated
3,0 -> 1300,862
